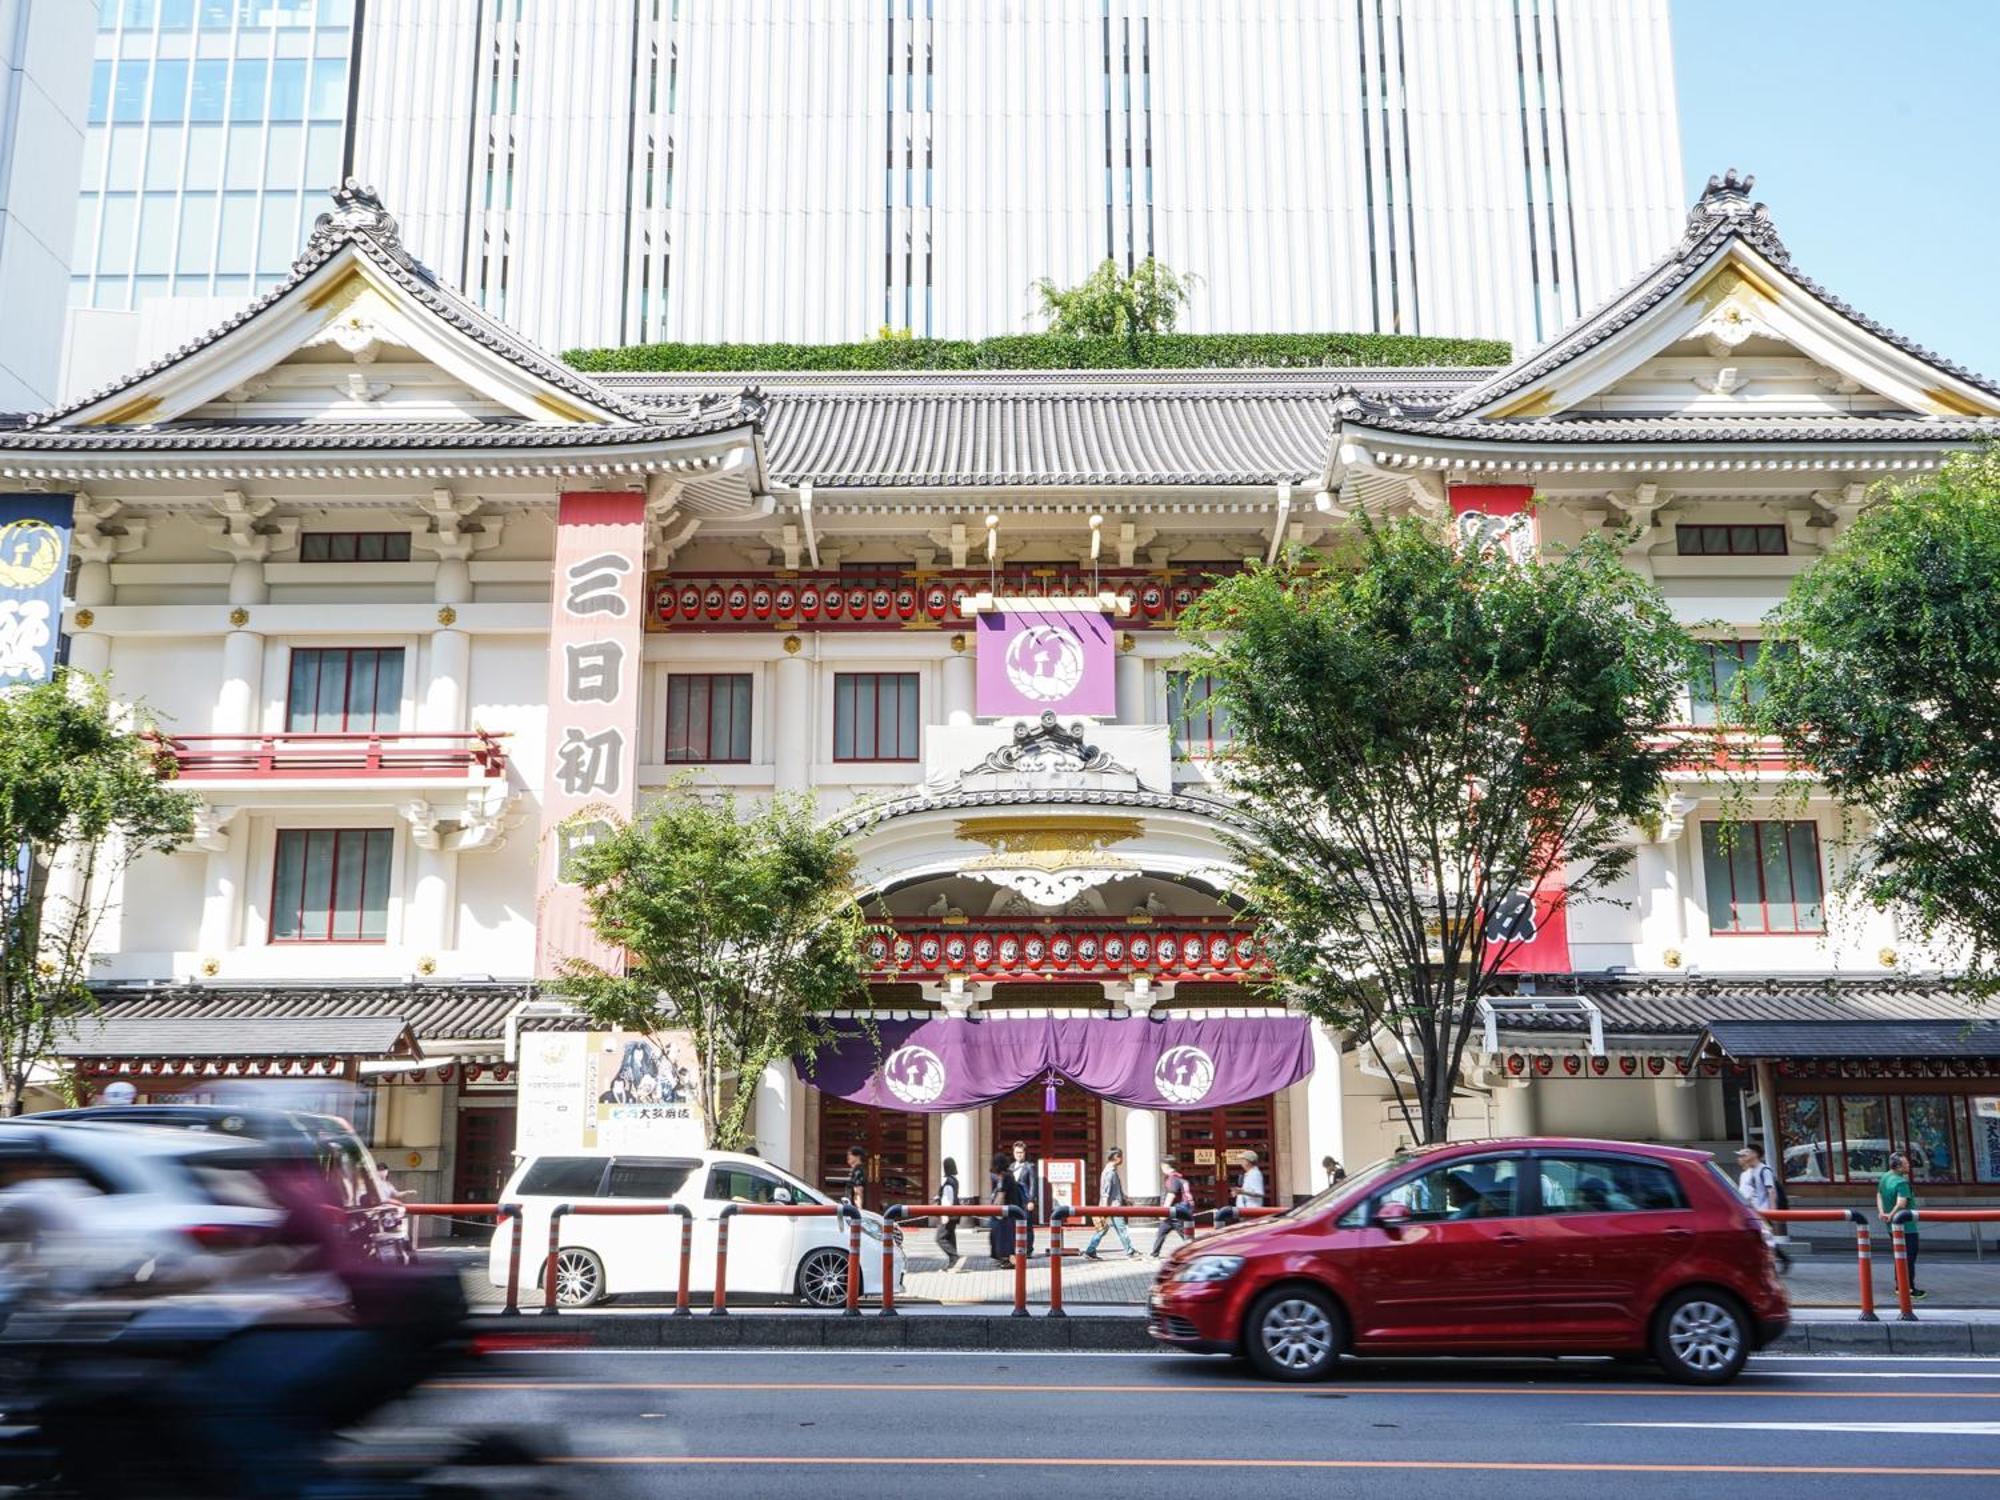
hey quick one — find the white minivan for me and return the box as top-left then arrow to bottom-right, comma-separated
489,1150 -> 903,1308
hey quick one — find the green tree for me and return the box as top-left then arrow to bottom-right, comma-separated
1757,446 -> 2000,983
1181,520 -> 1697,1143
1033,257 -> 1197,338
0,674 -> 197,1115
553,789 -> 869,1150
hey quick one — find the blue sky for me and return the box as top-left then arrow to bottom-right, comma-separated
1671,0 -> 2000,380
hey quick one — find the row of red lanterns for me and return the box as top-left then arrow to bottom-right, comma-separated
1501,1053 -> 1722,1078
864,926 -> 1262,975
651,576 -> 1208,628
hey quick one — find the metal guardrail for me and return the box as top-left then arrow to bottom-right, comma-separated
535,1201 -> 695,1317
713,1202 -> 859,1317
886,1204 -> 1032,1315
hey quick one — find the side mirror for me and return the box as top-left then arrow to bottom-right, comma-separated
1375,1201 -> 1412,1235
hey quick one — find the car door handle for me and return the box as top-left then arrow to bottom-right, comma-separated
1665,1227 -> 1694,1242
1494,1231 -> 1525,1247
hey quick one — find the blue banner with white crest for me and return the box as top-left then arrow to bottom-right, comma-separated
0,495 -> 75,687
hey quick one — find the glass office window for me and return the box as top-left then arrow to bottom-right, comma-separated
97,194 -> 137,275
270,58 -> 307,119
230,58 -> 266,121
185,123 -> 224,189
258,195 -> 299,273
89,62 -> 112,125
104,128 -> 144,190
304,123 -> 341,192
265,123 -> 303,188
176,192 -> 217,274
224,122 -> 263,188
190,59 -> 228,121
136,193 -> 178,275
151,58 -> 189,123
114,61 -> 150,123
217,192 -> 255,273
309,58 -> 346,118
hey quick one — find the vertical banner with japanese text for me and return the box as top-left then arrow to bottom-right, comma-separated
536,491 -> 646,977
0,496 -> 75,688
1450,482 -> 1571,973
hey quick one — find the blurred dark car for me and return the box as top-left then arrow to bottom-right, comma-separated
31,1105 -> 411,1263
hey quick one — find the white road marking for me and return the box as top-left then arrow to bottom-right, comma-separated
1597,1422 -> 2000,1436
1743,1370 -> 2000,1381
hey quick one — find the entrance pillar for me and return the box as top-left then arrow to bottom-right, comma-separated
941,1110 -> 975,1196
755,1060 -> 795,1171
942,643 -> 975,727
773,648 -> 812,791
1300,1022 -> 1345,1194
1124,1107 -> 1163,1200
1115,648 -> 1145,725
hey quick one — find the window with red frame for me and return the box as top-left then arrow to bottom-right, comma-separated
1701,820 -> 1823,933
832,672 -> 919,761
1167,671 -> 1234,756
270,828 -> 392,942
1688,640 -> 1795,725
286,647 -> 404,732
664,673 -> 752,763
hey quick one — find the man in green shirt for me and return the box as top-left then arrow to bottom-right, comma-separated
1876,1151 -> 1926,1301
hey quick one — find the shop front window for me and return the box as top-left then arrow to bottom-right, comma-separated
1903,1094 -> 1958,1182
1838,1095 -> 1891,1181
1778,1095 -> 1829,1182
1972,1098 -> 2000,1184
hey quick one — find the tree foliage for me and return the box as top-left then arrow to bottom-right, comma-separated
1033,257 -> 1198,338
1757,446 -> 2000,982
552,789 -> 868,1150
1181,520 -> 1697,1143
0,674 -> 196,1114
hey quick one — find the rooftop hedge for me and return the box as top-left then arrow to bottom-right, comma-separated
563,330 -> 1510,374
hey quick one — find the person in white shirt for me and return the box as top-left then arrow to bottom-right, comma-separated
1236,1150 -> 1267,1210
1736,1143 -> 1791,1272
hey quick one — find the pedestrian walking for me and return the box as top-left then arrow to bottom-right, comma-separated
1735,1143 -> 1790,1272
988,1151 -> 1019,1264
1321,1155 -> 1345,1189
1236,1149 -> 1267,1209
1148,1155 -> 1195,1257
936,1156 -> 962,1272
1878,1150 -> 1926,1300
844,1145 -> 867,1210
1082,1147 -> 1134,1259
1010,1140 -> 1039,1257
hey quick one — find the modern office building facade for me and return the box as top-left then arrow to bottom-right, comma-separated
0,0 -> 94,409
65,0 -> 1683,376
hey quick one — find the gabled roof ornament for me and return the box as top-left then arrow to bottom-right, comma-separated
302,178 -> 430,280
1676,167 -> 1789,265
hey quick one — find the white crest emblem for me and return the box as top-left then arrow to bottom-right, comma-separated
1004,622 -> 1087,703
1154,1045 -> 1216,1105
882,1044 -> 947,1105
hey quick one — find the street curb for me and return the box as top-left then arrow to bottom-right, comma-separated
474,1313 -> 1990,1355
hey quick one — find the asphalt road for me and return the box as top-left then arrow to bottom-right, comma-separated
411,1348 -> 2000,1497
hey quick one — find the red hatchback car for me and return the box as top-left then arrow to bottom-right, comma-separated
1148,1137 -> 1788,1384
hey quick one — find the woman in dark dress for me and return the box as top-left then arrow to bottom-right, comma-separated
988,1151 -> 1017,1264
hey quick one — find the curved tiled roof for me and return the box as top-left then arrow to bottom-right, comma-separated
1440,171 -> 2000,420
1506,975 -> 1973,1038
1341,411 -> 2000,446
86,982 -> 533,1043
28,181 -> 653,430
759,385 -> 1343,487
0,409 -> 760,453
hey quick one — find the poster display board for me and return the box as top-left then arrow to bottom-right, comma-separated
517,1029 -> 704,1155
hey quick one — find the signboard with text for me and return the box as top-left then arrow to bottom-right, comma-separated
974,604 -> 1114,718
517,1029 -> 704,1155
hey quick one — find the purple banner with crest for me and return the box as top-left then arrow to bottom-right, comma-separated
975,606 -> 1115,717
801,1015 -> 1311,1113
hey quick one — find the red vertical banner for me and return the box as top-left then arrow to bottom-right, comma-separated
537,492 -> 646,977
1449,483 -> 1570,973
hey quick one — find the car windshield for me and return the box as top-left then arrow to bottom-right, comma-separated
1271,1153 -> 1423,1221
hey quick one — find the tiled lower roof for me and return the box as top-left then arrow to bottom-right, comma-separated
1510,976 -> 1975,1037
57,1014 -> 415,1059
1700,1019 -> 2000,1060
0,415 -> 753,453
1342,412 -> 2000,445
86,982 -> 532,1044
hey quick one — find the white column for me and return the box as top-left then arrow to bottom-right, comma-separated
1124,1107 -> 1163,1200
941,1110 -> 975,1191
773,649 -> 811,792
755,1060 -> 796,1171
66,559 -> 114,679
216,558 -> 268,734
409,845 -> 457,956
1115,649 -> 1145,725
942,645 -> 975,727
197,833 -> 248,958
1494,1080 -> 1538,1137
1653,1077 -> 1700,1144
423,557 -> 473,733
1300,1023 -> 1346,1193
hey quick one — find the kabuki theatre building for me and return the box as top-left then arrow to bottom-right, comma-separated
9,172 -> 2000,1215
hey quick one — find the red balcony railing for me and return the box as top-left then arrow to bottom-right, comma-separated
1647,726 -> 1800,775
157,731 -> 508,781
865,920 -> 1264,981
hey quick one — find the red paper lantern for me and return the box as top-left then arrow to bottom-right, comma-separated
823,588 -> 846,618
798,587 -> 821,617
750,585 -> 774,619
678,585 -> 700,618
775,587 -> 798,617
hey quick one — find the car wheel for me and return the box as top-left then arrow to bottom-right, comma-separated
1243,1287 -> 1345,1381
1651,1288 -> 1748,1385
796,1247 -> 851,1307
551,1247 -> 606,1308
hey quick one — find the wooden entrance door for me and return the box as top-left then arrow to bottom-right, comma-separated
451,1105 -> 517,1236
1166,1098 -> 1277,1211
994,1080 -> 1103,1222
817,1095 -> 931,1213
